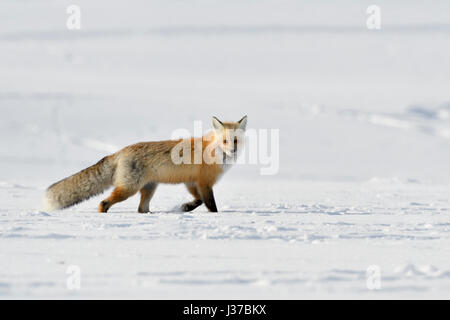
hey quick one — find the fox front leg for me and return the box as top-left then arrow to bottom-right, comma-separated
197,184 -> 218,212
181,183 -> 203,212
181,199 -> 203,212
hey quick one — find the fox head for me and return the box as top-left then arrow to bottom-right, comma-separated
212,115 -> 247,158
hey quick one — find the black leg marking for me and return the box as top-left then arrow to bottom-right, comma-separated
99,200 -> 110,213
199,186 -> 218,212
181,199 -> 203,212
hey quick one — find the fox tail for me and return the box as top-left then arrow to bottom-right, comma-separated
43,155 -> 116,211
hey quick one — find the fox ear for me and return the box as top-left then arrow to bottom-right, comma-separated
237,115 -> 247,130
212,116 -> 224,130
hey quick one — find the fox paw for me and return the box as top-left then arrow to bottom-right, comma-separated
138,207 -> 150,214
98,201 -> 110,213
181,203 -> 194,212
181,199 -> 202,212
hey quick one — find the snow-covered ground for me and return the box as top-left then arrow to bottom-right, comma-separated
0,0 -> 450,299
1,179 -> 450,298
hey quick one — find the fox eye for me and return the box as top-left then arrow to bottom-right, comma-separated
223,139 -> 228,144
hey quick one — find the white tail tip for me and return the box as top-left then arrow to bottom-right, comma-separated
41,192 -> 60,212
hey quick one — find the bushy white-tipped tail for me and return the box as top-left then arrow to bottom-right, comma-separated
43,156 -> 116,211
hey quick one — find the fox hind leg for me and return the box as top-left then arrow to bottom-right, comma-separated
138,182 -> 158,213
181,183 -> 203,212
98,186 -> 138,213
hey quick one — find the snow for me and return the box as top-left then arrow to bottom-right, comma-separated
1,180 -> 450,298
1,0 -> 450,299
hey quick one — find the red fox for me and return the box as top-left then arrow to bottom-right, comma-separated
44,116 -> 247,213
